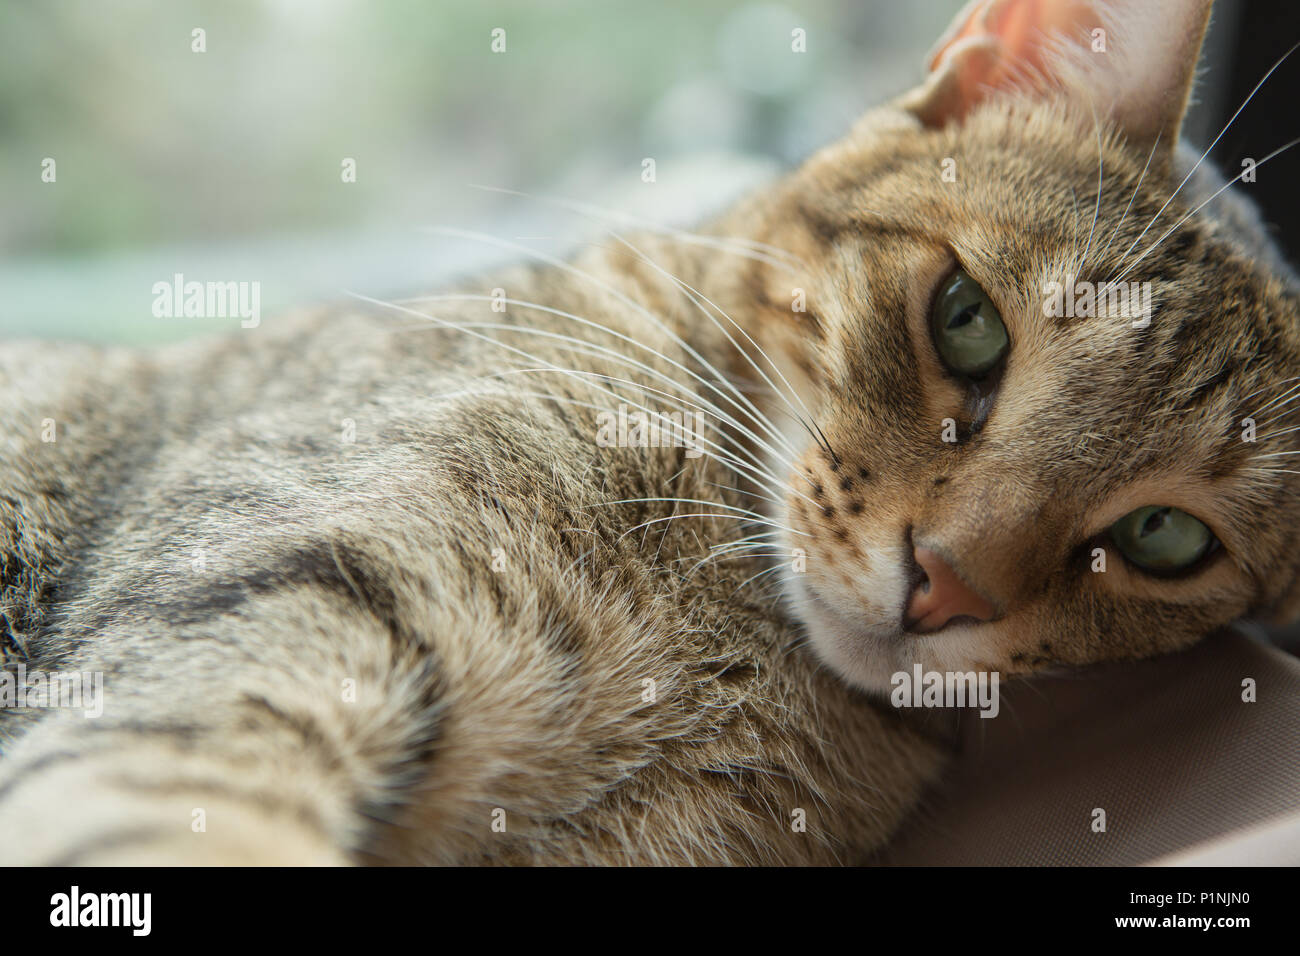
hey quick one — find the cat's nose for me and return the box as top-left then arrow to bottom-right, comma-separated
904,547 -> 996,633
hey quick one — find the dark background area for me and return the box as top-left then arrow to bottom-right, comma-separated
1201,0 -> 1300,653
1199,0 -> 1300,266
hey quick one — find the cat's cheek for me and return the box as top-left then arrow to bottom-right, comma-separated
1070,554 -> 1253,662
783,570 -> 907,695
970,606 -> 1059,676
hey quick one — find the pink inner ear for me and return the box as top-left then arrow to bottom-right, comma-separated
929,0 -> 1103,114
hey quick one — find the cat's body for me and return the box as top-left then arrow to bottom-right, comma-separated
0,246 -> 946,864
2,0 -> 1298,864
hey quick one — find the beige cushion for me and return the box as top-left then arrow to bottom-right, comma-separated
1154,809 -> 1300,866
875,627 -> 1300,865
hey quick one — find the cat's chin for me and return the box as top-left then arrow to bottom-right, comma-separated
774,567 -> 899,697
784,571 -> 943,697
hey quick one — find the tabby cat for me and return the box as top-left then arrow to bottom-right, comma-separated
1,0 -> 1297,865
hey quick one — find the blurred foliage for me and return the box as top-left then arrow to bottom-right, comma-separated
0,0 -> 958,341
0,0 -> 958,253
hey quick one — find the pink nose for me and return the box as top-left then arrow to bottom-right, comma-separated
905,547 -> 996,633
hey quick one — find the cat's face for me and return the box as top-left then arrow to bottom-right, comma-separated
735,0 -> 1300,693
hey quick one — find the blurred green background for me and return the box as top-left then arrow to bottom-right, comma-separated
0,0 -> 970,344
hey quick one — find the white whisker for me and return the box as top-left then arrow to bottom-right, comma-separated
417,227 -> 807,462
1110,41 -> 1300,280
1095,131 -> 1162,266
617,513 -> 806,544
603,228 -> 830,460
1107,136 -> 1300,289
405,292 -> 801,466
347,291 -> 803,499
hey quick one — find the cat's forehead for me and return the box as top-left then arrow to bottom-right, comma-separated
799,102 -> 1300,494
840,102 -> 1267,274
846,102 -> 1297,401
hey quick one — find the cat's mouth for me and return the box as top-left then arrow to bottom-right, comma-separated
786,571 -> 911,692
801,577 -> 904,636
786,565 -> 993,694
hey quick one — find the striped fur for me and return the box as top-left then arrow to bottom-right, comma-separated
1,0 -> 1297,864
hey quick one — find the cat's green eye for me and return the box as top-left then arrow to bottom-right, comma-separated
930,268 -> 1009,378
1109,506 -> 1215,573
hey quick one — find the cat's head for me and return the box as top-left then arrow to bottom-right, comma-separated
730,0 -> 1300,692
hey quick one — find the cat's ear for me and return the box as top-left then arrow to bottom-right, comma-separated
902,0 -> 1213,152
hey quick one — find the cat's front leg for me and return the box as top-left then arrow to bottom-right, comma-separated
0,722 -> 349,865
0,590 -> 444,865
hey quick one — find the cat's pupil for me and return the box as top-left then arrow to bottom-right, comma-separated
946,307 -> 977,330
1140,508 -> 1170,538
